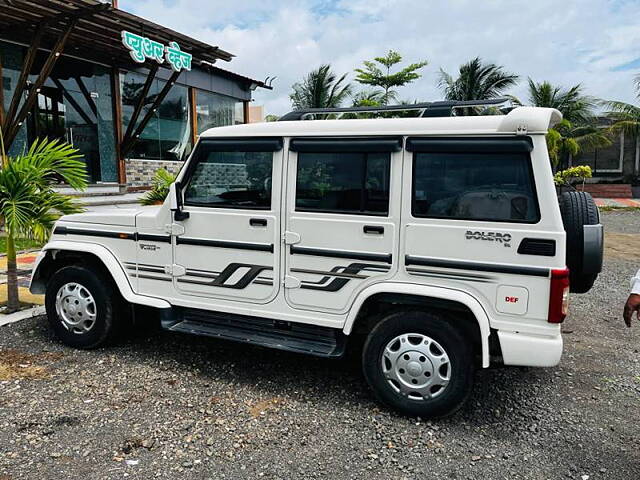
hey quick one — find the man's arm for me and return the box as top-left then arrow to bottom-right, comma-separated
624,269 -> 640,327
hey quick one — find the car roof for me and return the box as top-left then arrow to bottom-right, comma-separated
200,107 -> 562,139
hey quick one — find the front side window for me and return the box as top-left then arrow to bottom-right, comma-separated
412,152 -> 539,222
296,152 -> 390,215
184,148 -> 273,209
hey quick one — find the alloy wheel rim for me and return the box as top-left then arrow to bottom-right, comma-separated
55,282 -> 97,334
381,333 -> 451,401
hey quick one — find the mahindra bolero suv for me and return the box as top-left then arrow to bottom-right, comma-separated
30,100 -> 604,418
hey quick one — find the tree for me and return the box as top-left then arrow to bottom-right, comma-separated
351,90 -> 386,107
605,73 -> 640,139
526,79 -> 598,124
290,64 -> 352,110
354,50 -> 427,105
437,57 -> 518,110
545,119 -> 611,168
0,132 -> 87,312
523,79 -> 609,169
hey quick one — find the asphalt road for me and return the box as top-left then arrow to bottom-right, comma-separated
0,211 -> 639,480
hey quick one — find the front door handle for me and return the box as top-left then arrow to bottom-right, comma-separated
363,225 -> 384,235
250,218 -> 268,227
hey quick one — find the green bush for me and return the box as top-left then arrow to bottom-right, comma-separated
141,168 -> 176,206
554,165 -> 593,188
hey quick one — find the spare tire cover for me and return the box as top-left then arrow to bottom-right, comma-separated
558,191 -> 603,294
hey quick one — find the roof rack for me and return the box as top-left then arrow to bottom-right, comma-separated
278,97 -> 511,121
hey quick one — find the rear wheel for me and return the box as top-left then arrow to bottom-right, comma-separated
362,311 -> 474,418
45,266 -> 123,349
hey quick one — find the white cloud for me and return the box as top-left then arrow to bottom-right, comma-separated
120,0 -> 640,116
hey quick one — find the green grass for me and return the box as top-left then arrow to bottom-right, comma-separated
598,206 -> 640,212
0,237 -> 45,254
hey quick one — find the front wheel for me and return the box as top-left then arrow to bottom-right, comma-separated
362,311 -> 474,418
45,265 -> 122,349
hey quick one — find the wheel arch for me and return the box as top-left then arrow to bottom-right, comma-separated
30,240 -> 171,310
345,283 -> 491,368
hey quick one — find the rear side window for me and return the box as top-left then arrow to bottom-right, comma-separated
412,152 -> 539,222
296,152 -> 390,215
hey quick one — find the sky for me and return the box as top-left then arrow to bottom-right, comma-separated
120,0 -> 640,117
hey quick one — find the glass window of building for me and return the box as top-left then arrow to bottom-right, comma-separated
121,71 -> 192,162
195,90 -> 245,136
0,46 -> 118,183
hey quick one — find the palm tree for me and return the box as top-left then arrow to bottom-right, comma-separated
545,119 -> 611,169
0,133 -> 87,312
437,57 -> 519,108
140,168 -> 176,206
526,79 -> 598,124
523,79 -> 610,168
290,64 -> 352,110
605,73 -> 640,139
351,90 -> 386,107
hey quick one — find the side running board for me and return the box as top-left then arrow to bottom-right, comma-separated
163,308 -> 346,358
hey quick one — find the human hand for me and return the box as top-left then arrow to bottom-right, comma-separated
623,294 -> 640,327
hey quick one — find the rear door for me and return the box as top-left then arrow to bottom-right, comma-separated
172,137 -> 283,304
283,137 -> 402,314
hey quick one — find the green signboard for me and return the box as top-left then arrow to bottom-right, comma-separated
121,30 -> 192,72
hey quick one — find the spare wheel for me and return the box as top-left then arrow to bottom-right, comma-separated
558,191 -> 603,294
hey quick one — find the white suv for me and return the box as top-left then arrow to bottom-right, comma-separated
30,100 -> 603,418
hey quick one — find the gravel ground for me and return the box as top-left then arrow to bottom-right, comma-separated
1,211 -> 639,480
599,209 -> 640,234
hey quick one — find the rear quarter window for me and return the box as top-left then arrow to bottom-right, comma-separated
412,152 -> 540,223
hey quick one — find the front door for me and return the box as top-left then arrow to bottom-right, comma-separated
172,137 -> 283,304
283,137 -> 402,314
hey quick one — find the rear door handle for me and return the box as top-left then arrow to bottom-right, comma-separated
250,218 -> 268,227
363,225 -> 384,235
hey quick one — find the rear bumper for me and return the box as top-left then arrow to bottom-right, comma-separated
497,330 -> 563,367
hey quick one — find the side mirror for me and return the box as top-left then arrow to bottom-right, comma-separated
170,181 -> 190,221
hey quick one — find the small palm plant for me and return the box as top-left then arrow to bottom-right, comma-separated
140,168 -> 176,206
0,131 -> 87,312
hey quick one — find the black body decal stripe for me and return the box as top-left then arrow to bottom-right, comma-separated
176,237 -> 274,252
55,226 -> 171,243
290,246 -> 392,264
138,234 -> 171,243
54,226 -> 135,240
406,268 -> 491,283
405,256 -> 550,278
298,263 -> 385,292
178,263 -> 273,290
135,274 -> 171,282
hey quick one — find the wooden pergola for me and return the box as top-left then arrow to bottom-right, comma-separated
0,0 -> 265,183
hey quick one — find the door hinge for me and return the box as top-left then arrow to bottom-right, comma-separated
283,231 -> 301,245
165,223 -> 185,236
283,275 -> 301,289
516,123 -> 528,135
164,264 -> 186,277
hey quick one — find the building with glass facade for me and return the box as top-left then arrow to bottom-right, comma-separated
0,0 -> 267,192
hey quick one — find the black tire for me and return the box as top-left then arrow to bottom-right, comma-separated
362,311 -> 474,418
558,191 -> 600,293
45,266 -> 122,349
